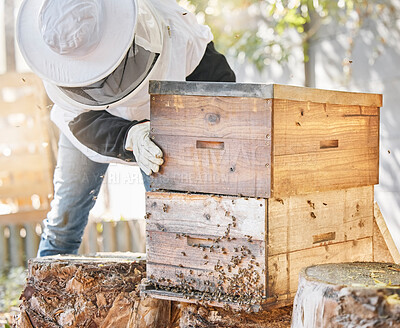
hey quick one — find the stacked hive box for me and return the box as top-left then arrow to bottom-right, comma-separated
142,81 -> 382,311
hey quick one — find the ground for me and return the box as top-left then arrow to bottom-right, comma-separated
0,268 -> 26,327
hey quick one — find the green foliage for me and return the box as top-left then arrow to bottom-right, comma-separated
0,267 -> 26,313
181,0 -> 399,72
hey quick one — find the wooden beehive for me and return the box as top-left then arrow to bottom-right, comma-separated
143,186 -> 376,310
143,81 -> 382,311
149,81 -> 381,198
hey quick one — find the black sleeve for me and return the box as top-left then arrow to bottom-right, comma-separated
69,41 -> 236,160
69,110 -> 148,162
186,41 -> 236,82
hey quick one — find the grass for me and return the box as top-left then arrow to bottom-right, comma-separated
0,267 -> 27,327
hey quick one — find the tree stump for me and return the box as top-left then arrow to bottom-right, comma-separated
16,253 -> 171,328
291,262 -> 400,328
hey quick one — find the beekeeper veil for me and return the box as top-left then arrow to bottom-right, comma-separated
17,0 -> 165,109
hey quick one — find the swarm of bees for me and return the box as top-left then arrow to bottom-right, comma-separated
146,205 -> 265,312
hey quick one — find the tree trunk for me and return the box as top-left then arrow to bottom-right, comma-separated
291,262 -> 400,328
16,253 -> 171,328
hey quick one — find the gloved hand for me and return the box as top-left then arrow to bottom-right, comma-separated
125,121 -> 163,175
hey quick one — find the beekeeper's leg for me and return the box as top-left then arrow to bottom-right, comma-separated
37,133 -> 109,256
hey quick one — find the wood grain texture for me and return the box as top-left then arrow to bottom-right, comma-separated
374,202 -> 400,263
268,186 -> 374,256
272,147 -> 379,197
150,90 -> 380,198
145,189 -> 375,309
145,192 -> 266,303
147,231 -> 265,278
271,99 -> 379,197
150,135 -> 271,197
272,100 -> 379,156
150,94 -> 272,198
273,84 -> 382,107
146,192 -> 266,240
267,237 -> 373,298
151,95 -> 271,140
146,230 -> 266,303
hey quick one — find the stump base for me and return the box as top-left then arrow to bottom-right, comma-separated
292,262 -> 400,328
16,253 -> 172,328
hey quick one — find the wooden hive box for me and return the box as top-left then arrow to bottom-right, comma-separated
143,186 -> 376,311
143,81 -> 382,311
149,81 -> 381,198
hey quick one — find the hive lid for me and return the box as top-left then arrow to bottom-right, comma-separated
149,80 -> 382,107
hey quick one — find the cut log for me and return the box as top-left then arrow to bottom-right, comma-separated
16,253 -> 172,328
291,262 -> 400,328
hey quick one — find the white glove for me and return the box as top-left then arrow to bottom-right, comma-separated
125,121 -> 163,175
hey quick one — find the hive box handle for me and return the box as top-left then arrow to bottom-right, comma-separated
320,140 -> 339,149
187,236 -> 213,248
196,140 -> 225,150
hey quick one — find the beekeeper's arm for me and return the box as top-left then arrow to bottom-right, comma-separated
69,110 -> 163,175
50,103 -> 163,175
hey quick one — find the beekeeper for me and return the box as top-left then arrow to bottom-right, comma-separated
16,0 -> 235,256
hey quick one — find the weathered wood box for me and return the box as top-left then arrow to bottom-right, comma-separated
143,81 -> 382,311
149,81 -> 381,198
144,186 -> 376,310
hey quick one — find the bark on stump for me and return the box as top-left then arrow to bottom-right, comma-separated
291,262 -> 400,328
16,253 -> 171,328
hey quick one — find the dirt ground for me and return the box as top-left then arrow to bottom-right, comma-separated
177,304 -> 293,328
0,267 -> 26,328
0,309 -> 19,327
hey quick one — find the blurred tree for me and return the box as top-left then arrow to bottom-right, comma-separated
180,0 -> 400,86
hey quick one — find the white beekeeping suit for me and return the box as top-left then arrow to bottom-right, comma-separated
17,0 -> 212,166
16,0 -> 235,257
